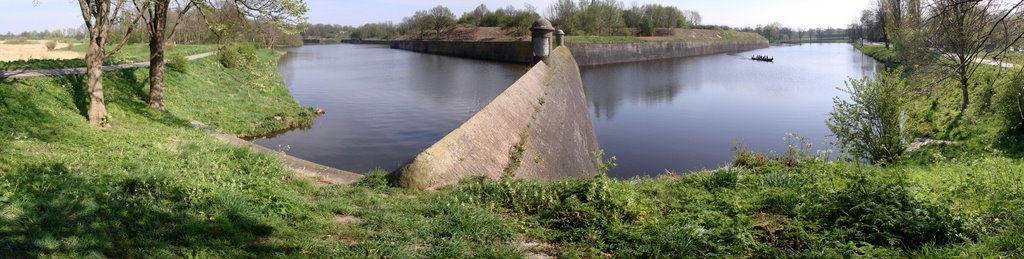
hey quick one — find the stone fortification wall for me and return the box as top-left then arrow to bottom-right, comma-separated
394,47 -> 599,189
390,40 -> 533,63
565,40 -> 768,66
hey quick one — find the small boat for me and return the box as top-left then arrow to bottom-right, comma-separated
751,55 -> 774,62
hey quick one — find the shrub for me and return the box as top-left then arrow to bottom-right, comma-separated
44,41 -> 57,50
354,171 -> 391,189
997,72 -> 1024,132
218,44 -> 258,68
165,52 -> 189,74
450,175 -> 652,251
703,169 -> 738,191
827,70 -> 907,165
803,170 -> 961,247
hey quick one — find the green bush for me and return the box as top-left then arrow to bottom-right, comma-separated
218,44 -> 258,69
703,169 -> 738,191
165,52 -> 189,74
354,171 -> 391,189
827,70 -> 907,165
803,170 -> 961,247
997,72 -> 1024,132
450,175 -> 652,252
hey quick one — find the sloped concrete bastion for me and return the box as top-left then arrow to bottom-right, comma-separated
393,46 -> 600,190
565,40 -> 769,66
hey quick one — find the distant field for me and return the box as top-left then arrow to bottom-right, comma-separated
0,43 -> 217,71
0,40 -> 80,62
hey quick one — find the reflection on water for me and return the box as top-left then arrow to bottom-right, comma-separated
582,43 -> 880,178
253,44 -> 527,172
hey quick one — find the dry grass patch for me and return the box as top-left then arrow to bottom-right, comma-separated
0,40 -> 81,62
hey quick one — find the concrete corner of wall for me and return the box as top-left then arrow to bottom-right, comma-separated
394,46 -> 599,190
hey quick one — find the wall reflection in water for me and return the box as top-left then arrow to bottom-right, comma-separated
581,43 -> 881,178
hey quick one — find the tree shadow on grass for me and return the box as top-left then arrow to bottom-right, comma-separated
108,69 -> 194,129
0,79 -> 75,143
0,163 -> 297,257
49,74 -> 89,118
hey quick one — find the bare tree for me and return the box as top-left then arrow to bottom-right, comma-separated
76,0 -> 140,126
427,5 -> 456,39
133,0 -> 196,111
683,10 -> 702,26
928,0 -> 1024,110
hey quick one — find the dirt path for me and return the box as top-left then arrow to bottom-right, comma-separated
0,52 -> 217,79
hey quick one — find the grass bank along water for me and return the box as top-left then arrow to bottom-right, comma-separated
0,41 -> 1022,256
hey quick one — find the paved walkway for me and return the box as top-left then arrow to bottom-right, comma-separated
0,52 -> 216,79
974,57 -> 1019,69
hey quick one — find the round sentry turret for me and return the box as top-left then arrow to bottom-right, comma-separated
530,18 -> 555,33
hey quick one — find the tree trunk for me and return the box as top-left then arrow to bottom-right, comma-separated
960,77 -> 970,111
149,1 -> 169,111
86,37 -> 107,126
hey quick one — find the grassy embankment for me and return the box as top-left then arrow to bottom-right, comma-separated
0,44 -> 218,71
564,30 -> 764,43
0,42 -> 1022,257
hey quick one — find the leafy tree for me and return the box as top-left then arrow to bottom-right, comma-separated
547,0 -> 581,34
827,70 -> 907,165
496,5 -> 539,37
427,5 -> 455,39
580,0 -> 624,36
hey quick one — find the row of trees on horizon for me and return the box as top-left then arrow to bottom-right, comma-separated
299,1 -> 850,44
310,0 -> 704,41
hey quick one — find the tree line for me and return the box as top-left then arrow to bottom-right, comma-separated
736,24 -> 849,43
547,0 -> 698,36
0,28 -> 87,40
331,1 -> 704,41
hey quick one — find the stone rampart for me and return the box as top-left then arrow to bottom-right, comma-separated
393,47 -> 599,189
390,40 -> 533,63
565,40 -> 768,66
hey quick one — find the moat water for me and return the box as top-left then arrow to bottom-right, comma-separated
254,43 -> 879,178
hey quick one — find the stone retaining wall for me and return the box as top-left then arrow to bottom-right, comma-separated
389,40 -> 533,63
565,40 -> 768,66
393,47 -> 599,189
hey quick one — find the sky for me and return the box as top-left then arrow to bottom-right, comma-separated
0,0 -> 874,34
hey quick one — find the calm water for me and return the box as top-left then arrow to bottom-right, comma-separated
584,43 -> 880,178
252,44 -> 527,172
255,43 -> 879,178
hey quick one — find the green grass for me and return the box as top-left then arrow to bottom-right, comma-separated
0,44 -> 217,71
989,51 -> 1024,65
0,36 -> 1022,257
853,43 -> 898,63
